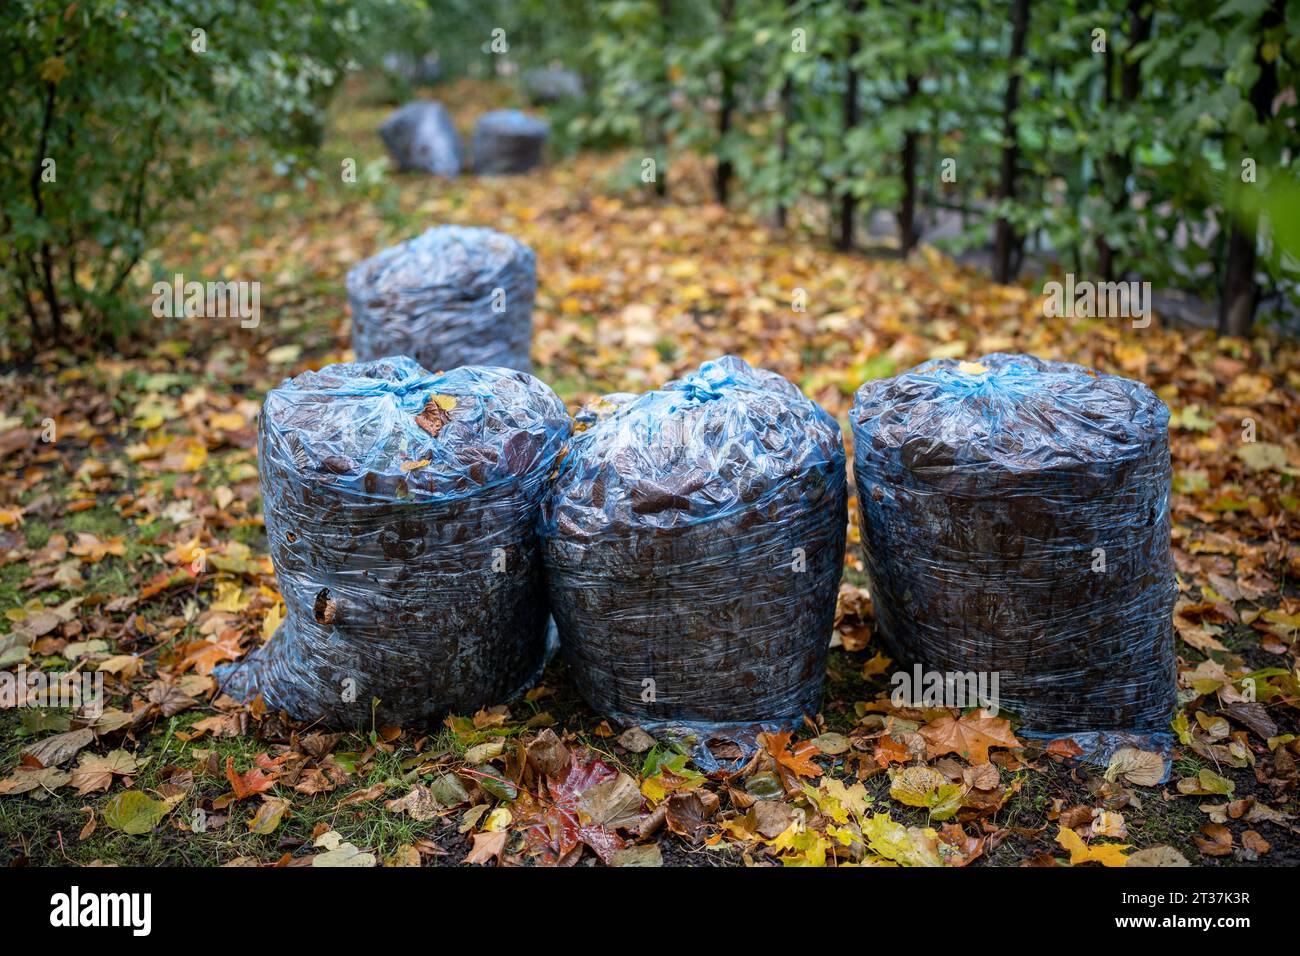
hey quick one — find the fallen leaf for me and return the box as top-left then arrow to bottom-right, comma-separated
103,791 -> 172,835
919,711 -> 1022,764
464,830 -> 508,865
1056,826 -> 1130,867
1105,748 -> 1165,787
247,797 -> 290,835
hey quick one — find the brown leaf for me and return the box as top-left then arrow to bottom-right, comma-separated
69,750 -> 138,795
664,791 -> 709,841
385,786 -> 440,822
526,728 -> 570,778
1045,737 -> 1085,758
1193,823 -> 1234,857
751,799 -> 794,839
1241,829 -> 1270,856
21,727 -> 94,768
918,711 -> 1022,764
414,396 -> 454,438
617,726 -> 656,753
464,830 -> 508,865
337,784 -> 387,808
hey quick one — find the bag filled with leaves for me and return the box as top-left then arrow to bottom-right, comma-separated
216,356 -> 570,727
378,100 -> 462,176
541,355 -> 847,729
348,225 -> 535,374
473,109 -> 549,174
851,353 -> 1176,740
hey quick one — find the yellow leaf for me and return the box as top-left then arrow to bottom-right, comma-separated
889,766 -> 964,820
862,812 -> 944,867
209,412 -> 246,432
210,581 -> 251,613
262,601 -> 284,641
1056,826 -> 1130,867
247,797 -> 290,834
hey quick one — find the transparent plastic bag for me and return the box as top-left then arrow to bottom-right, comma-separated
348,225 -> 535,374
378,101 -> 462,176
542,356 -> 848,731
216,356 -> 570,727
851,353 -> 1177,748
473,110 -> 549,174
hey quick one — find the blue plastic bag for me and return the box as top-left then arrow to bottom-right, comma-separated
541,356 -> 847,737
851,353 -> 1176,759
216,356 -> 570,727
378,101 -> 462,176
473,110 -> 549,174
348,225 -> 535,374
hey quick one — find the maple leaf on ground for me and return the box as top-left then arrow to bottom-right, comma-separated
69,532 -> 126,563
176,632 -> 245,675
225,756 -> 278,801
69,750 -> 139,795
872,734 -> 912,768
918,711 -> 1022,764
761,731 -> 823,790
464,830 -> 508,865
517,749 -> 639,865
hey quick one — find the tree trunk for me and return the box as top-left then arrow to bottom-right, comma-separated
1218,0 -> 1283,336
992,0 -> 1030,283
1097,1 -> 1152,282
837,0 -> 862,251
775,0 -> 797,229
654,0 -> 671,198
1220,227 -> 1258,336
715,0 -> 735,206
899,72 -> 922,255
31,81 -> 63,343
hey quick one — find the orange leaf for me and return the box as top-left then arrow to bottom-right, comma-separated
763,731 -> 823,782
225,756 -> 277,801
918,711 -> 1022,764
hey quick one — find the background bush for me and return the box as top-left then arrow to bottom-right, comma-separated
0,0 -> 362,353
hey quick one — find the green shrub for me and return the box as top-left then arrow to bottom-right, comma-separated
0,0 -> 361,354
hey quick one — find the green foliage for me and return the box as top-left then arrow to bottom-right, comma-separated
544,0 -> 1299,330
0,0 -> 360,353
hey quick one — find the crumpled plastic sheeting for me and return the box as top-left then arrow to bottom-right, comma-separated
473,110 -> 549,174
348,225 -> 535,374
542,355 -> 848,727
215,356 -> 570,727
379,101 -> 462,176
852,353 -> 1177,741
